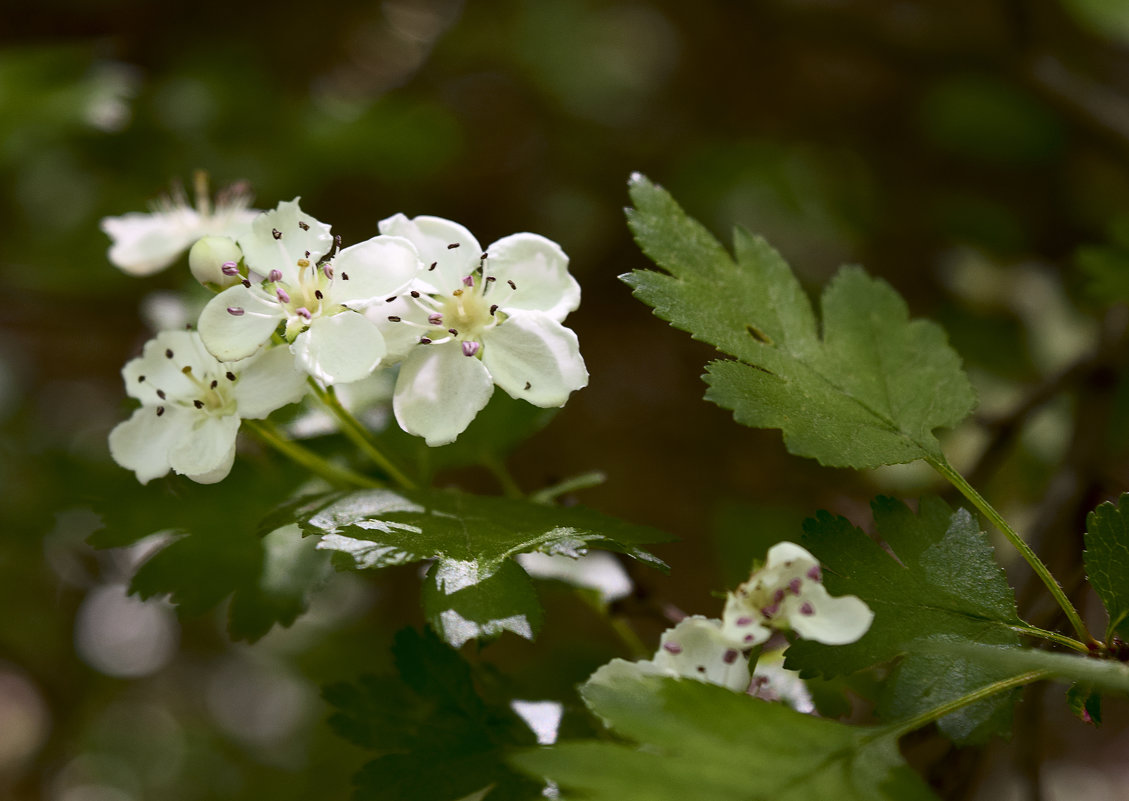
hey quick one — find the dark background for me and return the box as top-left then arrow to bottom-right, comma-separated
5,1 -> 1129,798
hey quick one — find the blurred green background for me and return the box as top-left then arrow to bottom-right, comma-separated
7,0 -> 1129,799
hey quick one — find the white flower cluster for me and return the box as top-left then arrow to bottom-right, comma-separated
588,542 -> 873,696
104,183 -> 588,484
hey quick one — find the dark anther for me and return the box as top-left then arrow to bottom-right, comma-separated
305,250 -> 310,258
696,666 -> 706,673
486,276 -> 496,282
210,380 -> 218,389
225,371 -> 237,381
157,389 -> 166,399
507,280 -> 516,290
138,375 -> 146,382
193,399 -> 204,409
165,349 -> 174,359
242,279 -> 251,288
489,304 -> 498,315
447,242 -> 460,249
334,235 -> 342,248
428,261 -> 437,271
410,290 -> 420,298
524,381 -> 531,390
315,290 -> 323,300
481,252 -> 488,260
387,316 -> 402,322
156,406 -> 165,416
448,328 -> 458,335
385,296 -> 397,303
298,221 -> 310,231
272,228 -> 282,240
420,337 -> 432,344
341,273 -> 350,280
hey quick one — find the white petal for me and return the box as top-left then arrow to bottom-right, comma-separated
123,330 -> 215,403
652,616 -> 751,692
363,297 -> 427,364
290,313 -> 386,385
232,345 -> 308,418
109,406 -> 193,484
198,284 -> 284,362
720,591 -> 773,649
329,235 -> 422,306
378,213 -> 481,291
101,211 -> 200,276
168,414 -> 240,482
765,541 -> 820,571
486,233 -> 579,321
393,344 -> 494,446
482,312 -> 587,407
239,198 -> 333,280
786,584 -> 874,645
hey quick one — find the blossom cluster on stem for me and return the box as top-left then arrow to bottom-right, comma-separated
587,542 -> 873,696
104,184 -> 589,484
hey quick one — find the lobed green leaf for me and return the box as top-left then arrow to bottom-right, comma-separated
624,174 -> 976,469
511,671 -> 937,801
1084,493 -> 1129,640
299,487 -> 669,647
785,496 -> 1022,744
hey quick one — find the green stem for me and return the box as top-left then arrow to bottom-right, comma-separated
883,670 -> 1053,741
927,456 -> 1092,644
245,420 -> 382,489
483,455 -> 523,499
309,380 -> 417,491
1007,623 -> 1091,654
531,470 -> 608,505
576,590 -> 650,660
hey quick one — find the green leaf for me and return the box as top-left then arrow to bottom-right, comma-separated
1076,244 -> 1129,306
324,627 -> 542,801
624,174 -> 976,469
1084,493 -> 1129,640
300,487 -> 669,647
422,559 -> 544,648
785,496 -> 1022,744
90,462 -> 328,641
510,672 -> 937,801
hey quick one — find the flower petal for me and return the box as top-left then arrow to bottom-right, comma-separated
231,345 -> 308,418
652,616 -> 752,692
290,312 -> 386,385
720,592 -> 773,648
363,297 -> 427,364
329,235 -> 422,306
239,198 -> 333,280
168,414 -> 240,483
378,213 -> 481,291
786,584 -> 874,645
393,343 -> 494,446
101,211 -> 200,276
123,330 -> 215,403
482,312 -> 587,407
198,284 -> 284,362
486,233 -> 579,321
108,405 -> 194,484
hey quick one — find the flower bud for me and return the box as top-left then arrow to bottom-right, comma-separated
189,236 -> 244,289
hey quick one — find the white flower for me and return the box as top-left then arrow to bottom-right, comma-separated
373,214 -> 588,446
101,174 -> 258,276
587,616 -> 751,693
720,542 -> 874,648
748,650 -> 815,713
197,199 -> 423,385
109,330 -> 307,484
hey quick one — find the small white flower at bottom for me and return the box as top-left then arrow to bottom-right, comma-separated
586,616 -> 751,694
109,330 -> 307,484
721,542 -> 874,649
